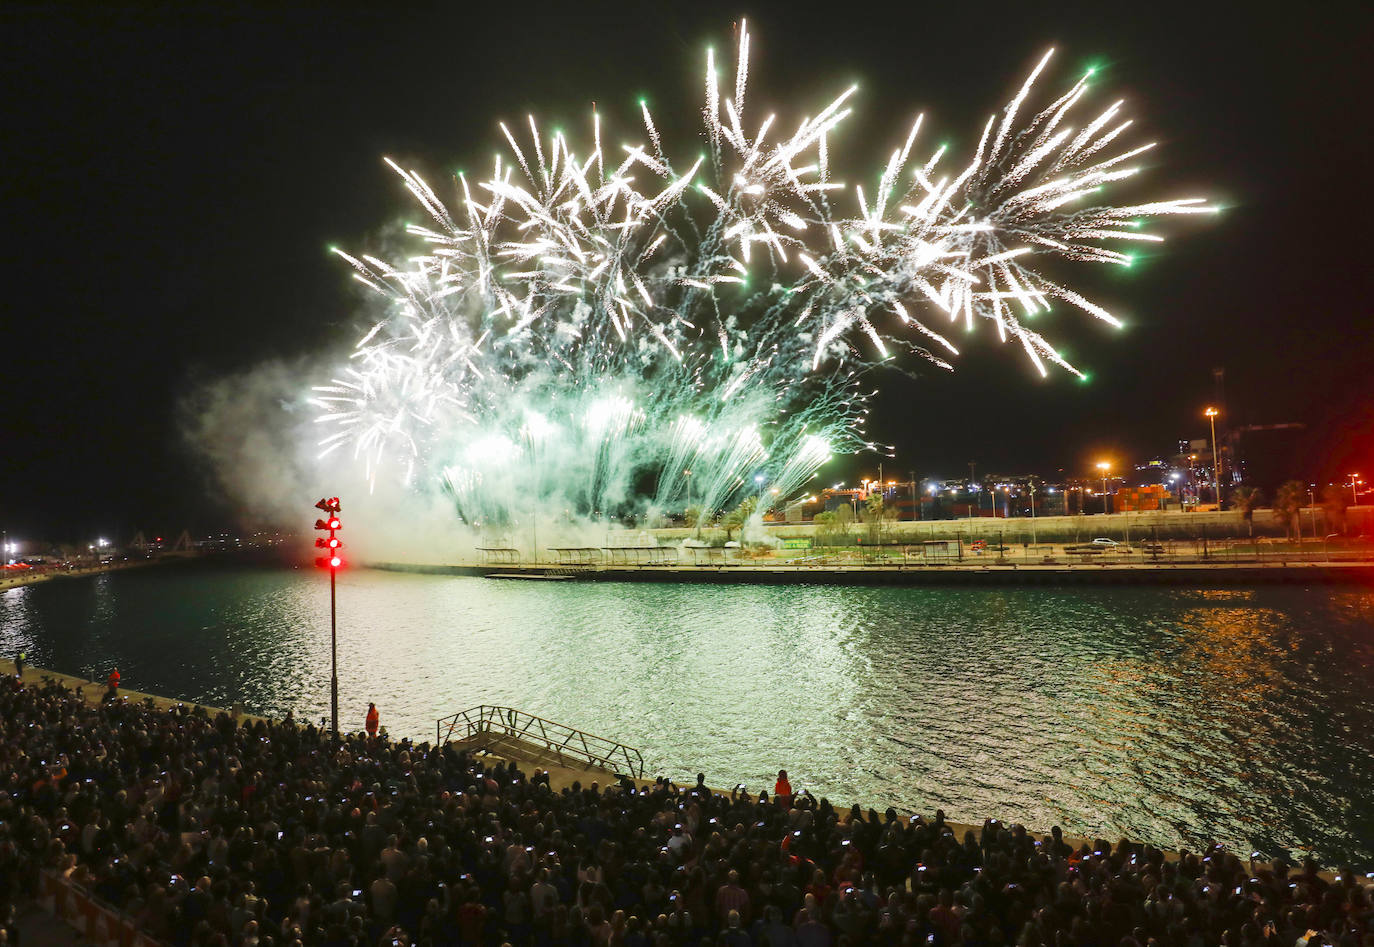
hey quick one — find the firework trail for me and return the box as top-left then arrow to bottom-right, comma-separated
311,24 -> 1212,531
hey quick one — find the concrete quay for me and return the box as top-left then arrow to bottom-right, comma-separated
0,556 -> 180,593
1,659 -> 266,723
374,558 -> 1374,586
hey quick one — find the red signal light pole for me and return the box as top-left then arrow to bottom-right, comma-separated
313,496 -> 343,737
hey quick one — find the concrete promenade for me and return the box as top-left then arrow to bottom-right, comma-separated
1,659 -> 267,724
377,557 -> 1374,586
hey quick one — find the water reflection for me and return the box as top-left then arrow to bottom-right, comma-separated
2,565 -> 1373,866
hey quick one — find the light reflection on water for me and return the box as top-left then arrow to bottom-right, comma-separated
2,565 -> 1373,866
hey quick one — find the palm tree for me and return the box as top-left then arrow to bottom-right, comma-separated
684,505 -> 704,537
812,510 -> 839,548
1273,480 -> 1305,541
863,493 -> 896,545
721,496 -> 757,543
1230,486 -> 1263,537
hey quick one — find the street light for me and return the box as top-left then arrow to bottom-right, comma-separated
1205,407 -> 1220,508
1096,461 -> 1111,514
1349,473 -> 1363,506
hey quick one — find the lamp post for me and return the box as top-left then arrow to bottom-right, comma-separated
1028,477 -> 1037,544
1205,407 -> 1221,508
1096,462 -> 1111,514
1349,473 -> 1362,506
967,461 -> 977,527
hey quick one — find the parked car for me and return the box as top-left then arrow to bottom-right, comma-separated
1090,537 -> 1121,547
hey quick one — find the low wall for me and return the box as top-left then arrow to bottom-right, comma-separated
646,506 -> 1372,545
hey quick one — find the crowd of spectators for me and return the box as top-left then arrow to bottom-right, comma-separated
1,672 -> 1371,947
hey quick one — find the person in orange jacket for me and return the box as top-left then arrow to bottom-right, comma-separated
106,667 -> 121,701
366,702 -> 380,738
774,769 -> 793,809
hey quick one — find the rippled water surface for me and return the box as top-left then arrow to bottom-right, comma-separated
3,564 -> 1373,866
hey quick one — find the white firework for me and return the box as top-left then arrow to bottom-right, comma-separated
310,23 -> 1212,527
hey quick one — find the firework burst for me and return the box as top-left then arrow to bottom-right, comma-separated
311,23 -> 1212,529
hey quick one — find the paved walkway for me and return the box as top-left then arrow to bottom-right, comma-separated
13,897 -> 88,946
2,660 -> 267,723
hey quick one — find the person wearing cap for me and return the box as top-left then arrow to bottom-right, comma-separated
666,823 -> 692,861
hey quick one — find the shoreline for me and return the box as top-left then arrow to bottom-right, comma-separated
2,659 -> 268,724
372,558 -> 1374,586
2,659 -> 1334,872
0,555 -> 194,592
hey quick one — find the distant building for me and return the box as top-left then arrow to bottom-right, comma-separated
1115,484 -> 1171,512
821,488 -> 864,514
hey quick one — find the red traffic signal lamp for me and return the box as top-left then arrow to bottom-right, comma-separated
313,497 -> 343,570
312,495 -> 344,739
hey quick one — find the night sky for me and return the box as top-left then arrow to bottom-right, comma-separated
2,1 -> 1369,540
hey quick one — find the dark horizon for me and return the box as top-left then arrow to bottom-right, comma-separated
2,1 -> 1369,542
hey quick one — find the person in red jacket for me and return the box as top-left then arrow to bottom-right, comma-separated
106,668 -> 121,701
365,702 -> 380,738
774,769 -> 792,809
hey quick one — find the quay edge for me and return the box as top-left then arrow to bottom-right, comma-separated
368,561 -> 1374,586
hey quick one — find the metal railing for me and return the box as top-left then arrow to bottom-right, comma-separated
437,705 -> 645,778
